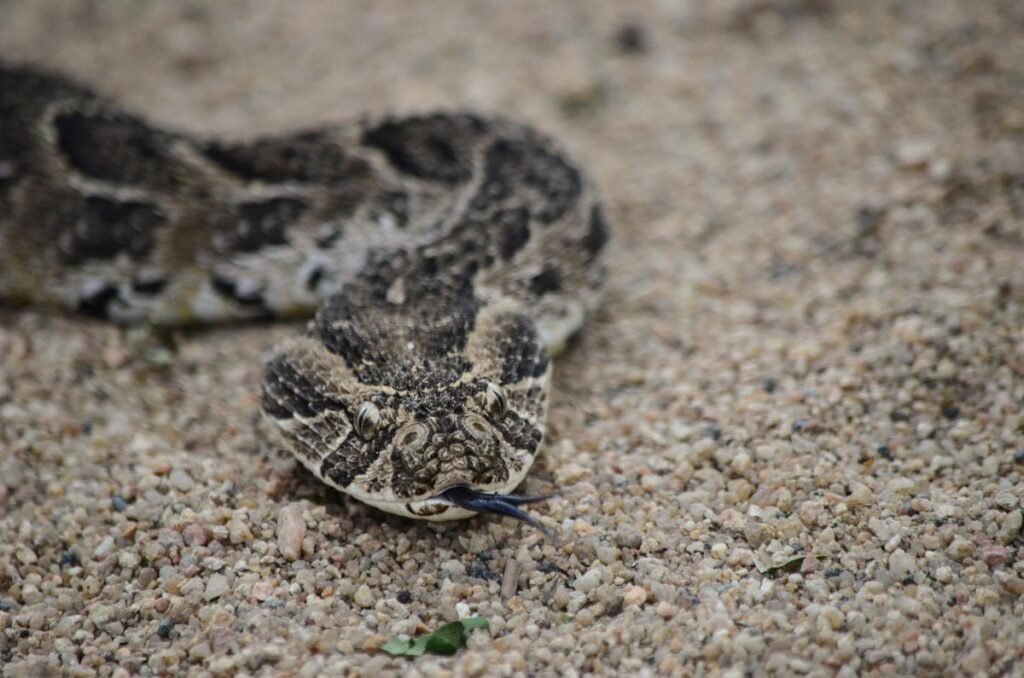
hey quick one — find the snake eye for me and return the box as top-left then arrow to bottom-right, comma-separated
355,402 -> 381,439
484,383 -> 507,418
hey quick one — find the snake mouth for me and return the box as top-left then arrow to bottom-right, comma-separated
440,486 -> 552,531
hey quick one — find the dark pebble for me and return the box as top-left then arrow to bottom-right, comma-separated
1015,450 -> 1024,464
157,619 -> 174,640
111,495 -> 128,512
58,551 -> 80,569
396,590 -> 413,605
877,445 -> 894,461
889,410 -> 911,423
941,406 -> 959,420
763,377 -> 777,393
468,560 -> 500,582
614,22 -> 648,54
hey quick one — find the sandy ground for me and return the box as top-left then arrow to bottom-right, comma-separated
2,1 -> 1024,675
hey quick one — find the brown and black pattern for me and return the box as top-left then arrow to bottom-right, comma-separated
0,62 -> 608,522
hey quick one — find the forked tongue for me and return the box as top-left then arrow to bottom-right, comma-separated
441,486 -> 551,532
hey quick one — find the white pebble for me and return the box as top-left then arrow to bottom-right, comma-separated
204,574 -> 229,601
169,468 -> 194,492
353,584 -> 375,608
94,536 -> 115,559
574,570 -> 601,594
622,585 -> 647,607
277,504 -> 306,562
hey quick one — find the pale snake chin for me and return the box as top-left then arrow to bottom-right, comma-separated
0,64 -> 609,526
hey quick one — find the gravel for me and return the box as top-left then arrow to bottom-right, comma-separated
2,0 -> 1023,675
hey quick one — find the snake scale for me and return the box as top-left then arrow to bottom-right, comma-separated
0,64 -> 609,526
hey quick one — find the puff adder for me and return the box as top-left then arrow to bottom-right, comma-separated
0,64 -> 609,526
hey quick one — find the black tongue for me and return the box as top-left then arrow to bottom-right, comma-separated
441,486 -> 551,531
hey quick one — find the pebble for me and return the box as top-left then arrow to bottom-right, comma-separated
947,538 -> 975,562
169,469 -> 194,492
94,536 -> 115,559
888,550 -> 916,580
277,504 -> 306,561
204,574 -> 230,601
622,585 -> 647,607
182,524 -> 208,547
574,569 -> 601,594
501,558 -> 521,600
996,573 -> 1024,596
353,584 -> 375,609
157,619 -> 174,640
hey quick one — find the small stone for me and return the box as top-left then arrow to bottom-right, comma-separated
111,495 -> 129,512
188,641 -> 212,662
574,570 -> 601,594
848,483 -> 873,506
227,518 -> 252,545
157,619 -> 174,640
353,584 -> 374,609
614,531 -> 643,549
20,583 -> 42,605
999,510 -> 1022,544
15,547 -> 37,565
169,469 -> 194,492
204,574 -> 230,601
981,543 -> 1009,567
251,581 -> 274,602
994,491 -> 1018,510
182,524 -> 207,547
277,504 -> 306,561
818,605 -> 843,630
622,585 -> 647,607
996,572 -> 1024,596
94,536 -> 116,559
888,549 -> 916,580
961,647 -> 990,674
614,21 -> 648,55
118,552 -> 140,571
147,649 -> 180,672
935,566 -> 953,584
655,601 -> 677,619
895,139 -> 934,168
501,558 -> 521,600
947,537 -> 975,562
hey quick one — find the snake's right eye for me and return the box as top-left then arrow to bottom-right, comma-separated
355,402 -> 381,439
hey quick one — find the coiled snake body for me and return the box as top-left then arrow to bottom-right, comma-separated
0,65 -> 608,525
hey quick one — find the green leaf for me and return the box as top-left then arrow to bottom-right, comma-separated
381,617 -> 490,657
380,637 -> 413,655
754,555 -> 806,576
459,617 -> 490,633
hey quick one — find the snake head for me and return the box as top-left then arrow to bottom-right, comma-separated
440,486 -> 552,531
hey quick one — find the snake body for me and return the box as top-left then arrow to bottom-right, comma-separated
0,65 -> 608,523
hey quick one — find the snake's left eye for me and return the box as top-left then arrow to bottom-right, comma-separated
484,383 -> 507,417
355,402 -> 381,439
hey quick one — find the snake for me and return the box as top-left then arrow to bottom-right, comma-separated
0,64 -> 609,527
